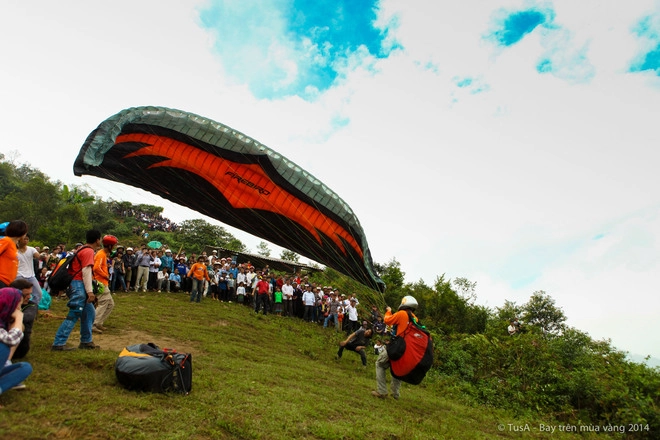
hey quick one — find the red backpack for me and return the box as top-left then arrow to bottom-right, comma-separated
389,310 -> 434,385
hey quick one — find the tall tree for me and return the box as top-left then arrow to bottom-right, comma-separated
174,219 -> 240,253
256,241 -> 271,257
280,249 -> 299,262
522,290 -> 567,335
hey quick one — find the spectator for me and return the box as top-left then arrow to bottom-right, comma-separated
282,279 -> 294,317
134,247 -> 152,292
373,315 -> 387,336
302,284 -> 316,322
273,285 -> 283,316
254,276 -> 271,315
226,272 -> 235,302
187,256 -> 210,303
175,257 -> 190,292
323,292 -> 341,331
122,247 -> 136,291
0,221 -> 28,288
9,279 -> 37,359
147,250 -> 161,291
111,250 -> 127,293
157,267 -> 169,292
0,286 -> 33,397
15,234 -> 42,305
508,318 -> 520,335
168,268 -> 181,293
236,281 -> 246,304
160,249 -> 174,275
93,235 -> 117,334
344,298 -> 360,334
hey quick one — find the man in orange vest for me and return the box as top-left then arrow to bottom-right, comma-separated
372,295 -> 418,400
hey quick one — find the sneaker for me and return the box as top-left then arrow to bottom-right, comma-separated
96,324 -> 107,331
11,382 -> 27,391
392,395 -> 400,400
371,391 -> 387,399
51,345 -> 75,351
78,342 -> 100,350
92,325 -> 103,334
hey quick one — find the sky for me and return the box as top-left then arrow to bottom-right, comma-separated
1,0 -> 659,361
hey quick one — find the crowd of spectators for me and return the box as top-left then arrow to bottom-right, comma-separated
107,246 -> 387,337
110,205 -> 179,233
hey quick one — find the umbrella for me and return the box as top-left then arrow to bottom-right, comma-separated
147,240 -> 162,249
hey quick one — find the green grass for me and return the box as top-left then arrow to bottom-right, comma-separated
0,292 -> 607,439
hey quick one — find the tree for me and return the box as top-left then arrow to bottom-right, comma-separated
280,249 -> 299,262
378,258 -> 406,306
61,184 -> 95,204
522,290 -> 567,335
452,277 -> 477,305
174,219 -> 240,253
256,241 -> 271,257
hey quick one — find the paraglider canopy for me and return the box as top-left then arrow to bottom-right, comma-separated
74,106 -> 384,292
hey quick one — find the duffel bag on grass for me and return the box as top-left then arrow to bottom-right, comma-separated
115,343 -> 192,394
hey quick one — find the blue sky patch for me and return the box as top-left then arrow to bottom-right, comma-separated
198,0 -> 395,100
630,15 -> 660,75
487,8 -> 548,47
485,6 -> 594,83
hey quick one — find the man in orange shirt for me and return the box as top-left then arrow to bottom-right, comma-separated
0,221 -> 28,288
188,256 -> 210,303
93,235 -> 117,333
372,295 -> 419,400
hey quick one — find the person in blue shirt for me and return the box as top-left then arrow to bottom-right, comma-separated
175,258 -> 189,293
168,268 -> 182,293
160,249 -> 175,275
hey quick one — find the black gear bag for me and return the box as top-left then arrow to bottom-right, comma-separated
115,343 -> 192,394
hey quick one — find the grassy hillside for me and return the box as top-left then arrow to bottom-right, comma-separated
1,291 -> 611,439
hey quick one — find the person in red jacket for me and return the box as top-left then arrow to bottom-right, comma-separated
372,295 -> 419,400
254,276 -> 271,315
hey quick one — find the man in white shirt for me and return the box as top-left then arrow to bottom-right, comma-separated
281,279 -> 294,317
16,234 -> 42,304
302,284 -> 316,322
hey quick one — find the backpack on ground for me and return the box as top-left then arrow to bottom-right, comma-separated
47,246 -> 91,292
115,343 -> 192,394
389,310 -> 434,385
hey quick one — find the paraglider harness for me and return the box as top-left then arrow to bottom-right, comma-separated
115,343 -> 192,394
386,310 -> 434,385
47,245 -> 92,296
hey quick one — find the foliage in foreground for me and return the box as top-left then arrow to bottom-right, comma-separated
0,292 -> 608,440
311,267 -> 660,434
